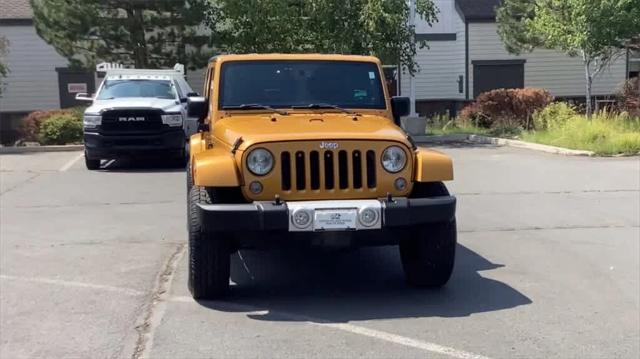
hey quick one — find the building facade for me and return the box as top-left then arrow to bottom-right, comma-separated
401,0 -> 633,117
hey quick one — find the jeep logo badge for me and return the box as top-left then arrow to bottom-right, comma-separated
320,142 -> 339,150
118,117 -> 145,122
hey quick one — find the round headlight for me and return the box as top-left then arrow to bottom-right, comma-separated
381,146 -> 407,173
246,148 -> 274,176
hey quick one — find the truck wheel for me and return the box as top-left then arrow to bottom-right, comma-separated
186,159 -> 194,194
399,219 -> 456,287
400,181 -> 457,287
188,185 -> 230,299
85,152 -> 100,170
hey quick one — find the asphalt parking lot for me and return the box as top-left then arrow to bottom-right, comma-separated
1,144 -> 639,359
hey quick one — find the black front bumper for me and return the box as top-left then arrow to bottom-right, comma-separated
84,129 -> 185,159
197,196 -> 456,233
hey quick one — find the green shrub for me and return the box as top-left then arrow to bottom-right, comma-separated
459,88 -> 554,130
38,113 -> 83,145
533,102 -> 578,130
20,107 -> 85,143
618,78 -> 639,117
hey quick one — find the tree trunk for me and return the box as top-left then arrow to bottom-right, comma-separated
583,53 -> 593,119
126,7 -> 148,68
585,71 -> 593,119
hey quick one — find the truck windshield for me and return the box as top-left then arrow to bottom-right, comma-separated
97,79 -> 177,100
219,61 -> 386,110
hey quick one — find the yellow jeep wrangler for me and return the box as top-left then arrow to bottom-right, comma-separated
186,54 -> 456,299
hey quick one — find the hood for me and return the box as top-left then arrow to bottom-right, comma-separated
85,97 -> 181,114
212,113 -> 410,150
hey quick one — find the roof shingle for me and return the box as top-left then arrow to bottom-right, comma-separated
0,0 -> 33,20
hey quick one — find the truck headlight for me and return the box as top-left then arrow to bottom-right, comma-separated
381,146 -> 407,173
83,115 -> 102,128
161,114 -> 183,127
246,148 -> 274,176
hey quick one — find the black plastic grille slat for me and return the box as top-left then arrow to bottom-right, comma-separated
100,109 -> 163,133
338,150 -> 349,189
324,151 -> 335,190
366,150 -> 376,188
352,151 -> 363,189
295,151 -> 306,190
310,151 -> 320,190
281,152 -> 291,191
276,148 -> 377,192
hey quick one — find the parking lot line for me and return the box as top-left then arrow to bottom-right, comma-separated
0,274 -> 146,297
58,152 -> 84,172
167,295 -> 492,359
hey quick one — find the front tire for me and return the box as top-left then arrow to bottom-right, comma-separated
400,181 -> 457,287
84,152 -> 100,170
188,185 -> 230,299
399,219 -> 457,287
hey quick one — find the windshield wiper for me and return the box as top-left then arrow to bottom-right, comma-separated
291,103 -> 356,115
223,103 -> 288,115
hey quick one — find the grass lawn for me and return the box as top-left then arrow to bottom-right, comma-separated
426,111 -> 640,156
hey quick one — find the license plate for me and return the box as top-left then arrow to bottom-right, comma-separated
313,209 -> 357,231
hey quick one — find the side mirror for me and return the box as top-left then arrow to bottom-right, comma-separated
187,96 -> 208,120
75,93 -> 93,102
391,96 -> 410,125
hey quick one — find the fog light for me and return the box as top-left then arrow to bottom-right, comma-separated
394,177 -> 408,191
291,208 -> 312,229
249,181 -> 263,194
358,207 -> 378,227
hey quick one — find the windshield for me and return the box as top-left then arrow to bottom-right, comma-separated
219,61 -> 386,110
97,79 -> 177,100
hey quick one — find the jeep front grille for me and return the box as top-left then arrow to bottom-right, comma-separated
280,150 -> 377,192
241,141 -> 413,201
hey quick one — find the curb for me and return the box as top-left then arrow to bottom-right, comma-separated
413,134 -> 595,156
0,145 -> 84,154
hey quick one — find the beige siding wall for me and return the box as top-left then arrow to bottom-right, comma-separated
468,22 -> 627,98
400,0 -> 466,100
0,24 -> 68,112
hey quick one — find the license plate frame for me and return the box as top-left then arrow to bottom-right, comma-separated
313,208 -> 358,232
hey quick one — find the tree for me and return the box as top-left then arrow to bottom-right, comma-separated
204,0 -> 438,74
0,36 -> 8,96
30,0 -> 212,70
497,0 -> 640,118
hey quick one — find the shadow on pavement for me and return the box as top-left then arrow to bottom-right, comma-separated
197,244 -> 532,322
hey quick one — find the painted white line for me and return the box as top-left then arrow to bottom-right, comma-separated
0,274 -> 146,297
58,152 -> 84,172
102,159 -> 115,169
168,296 -> 492,359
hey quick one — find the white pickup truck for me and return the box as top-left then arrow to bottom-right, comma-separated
76,63 -> 199,169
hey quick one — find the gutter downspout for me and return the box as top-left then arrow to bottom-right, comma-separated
465,21 -> 470,100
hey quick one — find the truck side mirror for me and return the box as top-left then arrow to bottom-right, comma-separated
391,96 -> 410,125
75,93 -> 93,102
187,96 -> 208,121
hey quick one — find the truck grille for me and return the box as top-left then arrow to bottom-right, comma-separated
100,109 -> 164,134
280,150 -> 377,191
